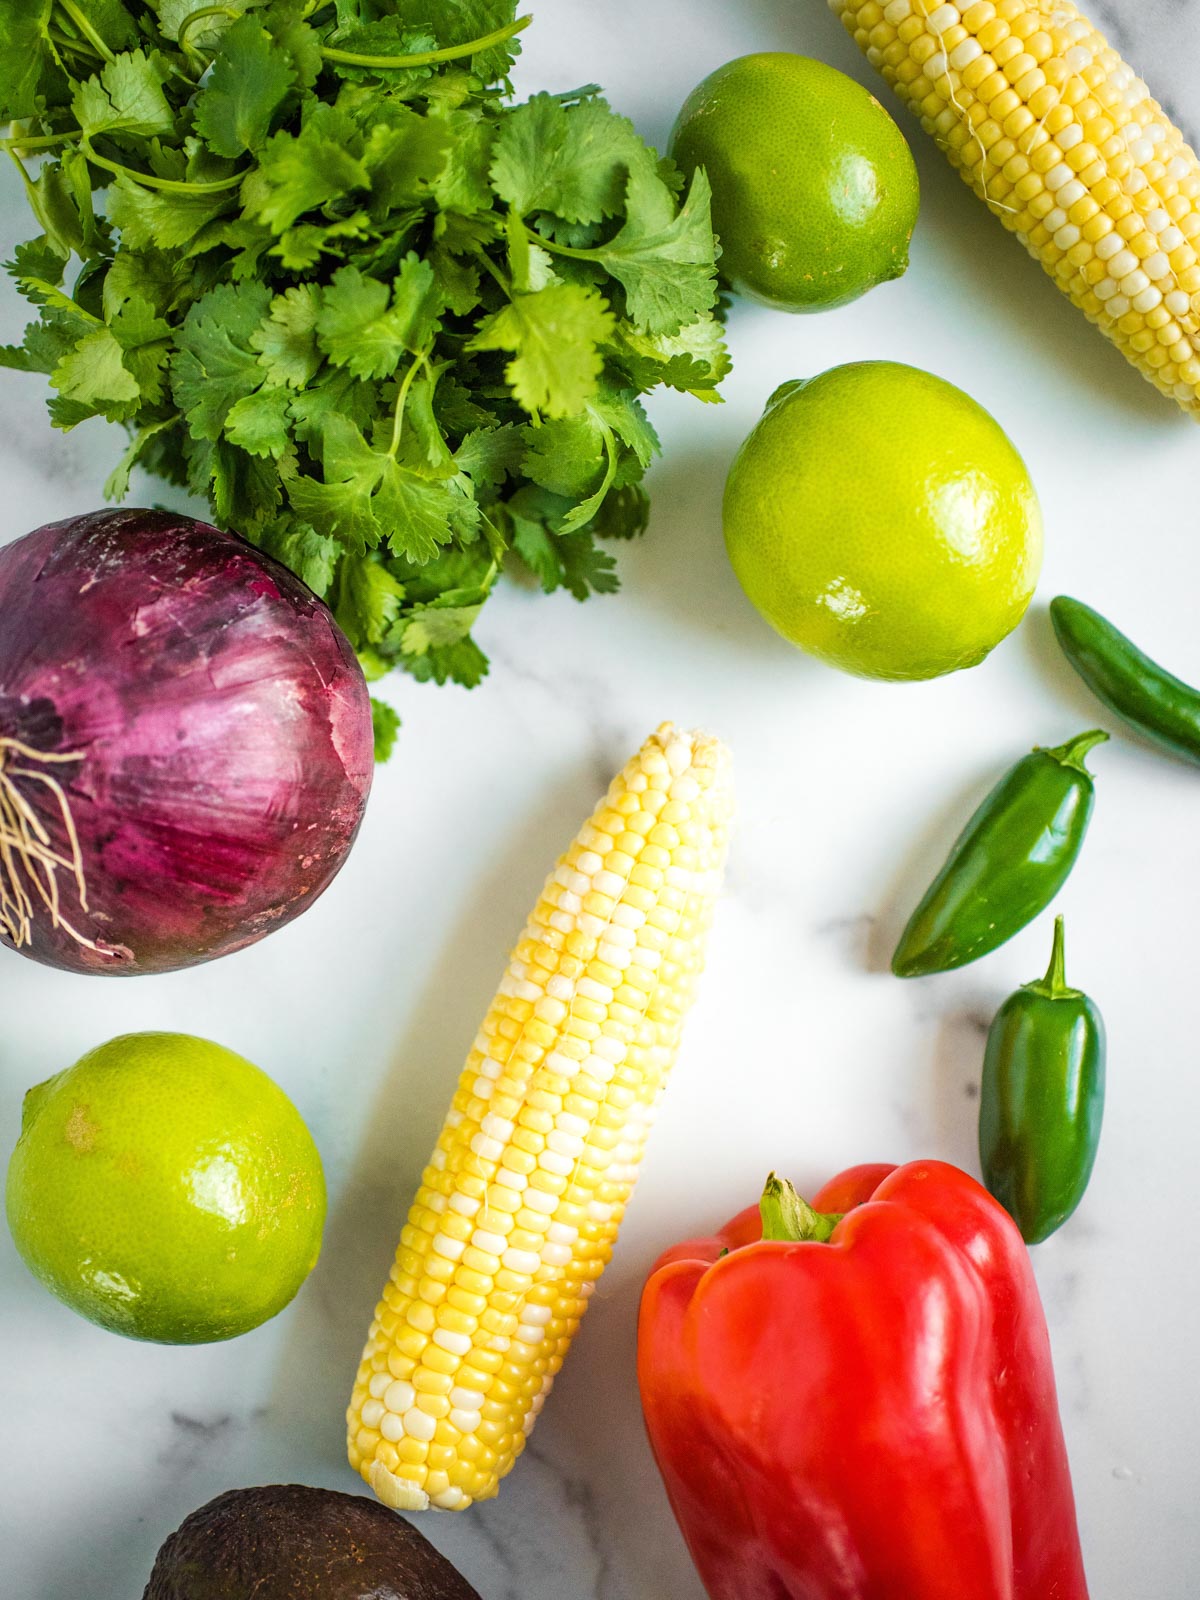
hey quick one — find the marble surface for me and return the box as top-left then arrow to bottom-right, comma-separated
2,2 -> 1199,1596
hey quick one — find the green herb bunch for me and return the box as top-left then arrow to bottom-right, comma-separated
0,2 -> 727,753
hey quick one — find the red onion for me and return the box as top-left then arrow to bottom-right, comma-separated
0,509 -> 374,975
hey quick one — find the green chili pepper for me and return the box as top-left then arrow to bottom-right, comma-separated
1051,594 -> 1200,766
891,729 -> 1108,977
978,916 -> 1105,1244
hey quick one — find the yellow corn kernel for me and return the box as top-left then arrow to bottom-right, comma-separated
829,0 -> 1200,417
347,724 -> 732,1512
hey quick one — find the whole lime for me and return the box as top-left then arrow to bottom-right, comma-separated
723,362 -> 1042,680
5,1032 -> 326,1343
669,53 -> 919,312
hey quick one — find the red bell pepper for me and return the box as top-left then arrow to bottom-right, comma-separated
638,1160 -> 1089,1600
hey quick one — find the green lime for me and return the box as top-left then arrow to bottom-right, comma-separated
669,53 -> 919,312
5,1032 -> 326,1343
723,362 -> 1043,680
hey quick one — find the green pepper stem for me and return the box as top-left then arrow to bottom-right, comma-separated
760,1173 -> 842,1243
1026,912 -> 1083,1001
1042,728 -> 1109,774
1044,913 -> 1068,994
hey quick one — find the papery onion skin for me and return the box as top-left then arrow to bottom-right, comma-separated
0,509 -> 374,975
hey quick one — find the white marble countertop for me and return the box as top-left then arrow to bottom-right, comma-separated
2,2 -> 1199,1596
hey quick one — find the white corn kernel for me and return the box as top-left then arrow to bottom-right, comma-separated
403,1408 -> 437,1442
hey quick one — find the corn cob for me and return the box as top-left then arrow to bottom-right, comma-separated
829,0 -> 1200,418
347,723 -> 733,1512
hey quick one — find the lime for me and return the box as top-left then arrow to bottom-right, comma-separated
5,1032 -> 326,1343
723,362 -> 1043,680
669,53 -> 919,312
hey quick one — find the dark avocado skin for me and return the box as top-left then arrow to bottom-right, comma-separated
142,1485 -> 483,1600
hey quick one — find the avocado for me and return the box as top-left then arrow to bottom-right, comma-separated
142,1484 -> 483,1599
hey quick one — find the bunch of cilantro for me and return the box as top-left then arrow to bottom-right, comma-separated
0,2 -> 727,753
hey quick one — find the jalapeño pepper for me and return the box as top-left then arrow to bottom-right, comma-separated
979,916 -> 1105,1244
892,729 -> 1108,977
1051,594 -> 1200,767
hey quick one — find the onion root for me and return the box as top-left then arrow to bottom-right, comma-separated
0,738 -> 105,956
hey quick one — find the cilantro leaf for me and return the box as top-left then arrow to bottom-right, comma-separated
559,531 -> 620,597
256,516 -> 341,597
0,343 -> 35,373
289,413 -> 457,561
6,307 -> 89,377
362,110 -> 453,213
73,50 -> 175,140
400,636 -> 489,689
0,1 -> 59,120
590,166 -> 718,336
288,366 -> 380,445
107,174 -> 237,251
16,163 -> 85,263
522,415 -> 604,499
454,424 -> 524,493
272,213 -> 371,273
316,258 -> 442,380
589,382 -> 659,467
195,16 -> 296,158
6,237 -> 67,293
336,557 -> 406,648
154,0 -> 254,43
590,481 -> 650,540
399,599 -> 484,656
432,110 -> 496,216
392,0 -> 519,48
225,385 -> 293,458
52,327 -> 140,414
109,295 -> 174,408
371,697 -> 401,761
509,489 -> 619,600
471,283 -> 615,418
251,285 -> 323,388
242,115 -> 369,234
171,282 -> 272,441
491,94 -> 657,227
615,314 -> 731,400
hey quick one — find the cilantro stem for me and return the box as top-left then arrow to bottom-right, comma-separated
388,350 -> 430,459
322,13 -> 531,70
534,235 -> 603,264
476,252 -> 513,297
0,131 -> 76,153
81,144 -> 247,195
178,6 -> 241,60
545,84 -> 604,103
48,29 -> 100,63
56,0 -> 117,64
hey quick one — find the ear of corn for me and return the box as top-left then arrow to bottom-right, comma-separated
830,0 -> 1200,419
347,724 -> 733,1512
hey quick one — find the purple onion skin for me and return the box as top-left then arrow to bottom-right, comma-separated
0,509 -> 375,975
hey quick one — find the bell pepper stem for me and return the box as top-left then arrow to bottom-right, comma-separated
760,1173 -> 843,1243
1041,728 -> 1109,774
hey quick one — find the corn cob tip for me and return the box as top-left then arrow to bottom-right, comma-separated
830,0 -> 1200,418
347,722 -> 732,1511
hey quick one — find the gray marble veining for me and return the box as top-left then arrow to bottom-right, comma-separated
2,3 -> 1199,1597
